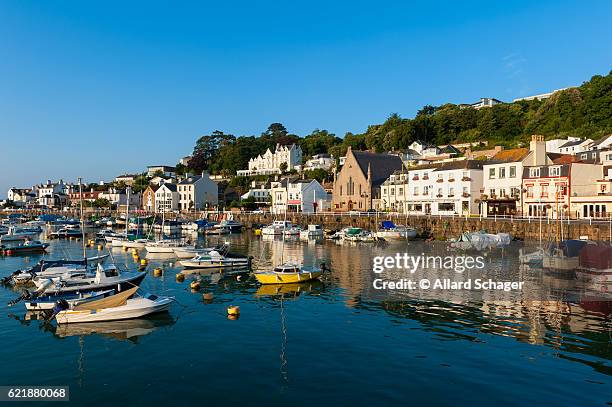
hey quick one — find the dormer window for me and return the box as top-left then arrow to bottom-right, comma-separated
529,167 -> 540,177
549,166 -> 561,177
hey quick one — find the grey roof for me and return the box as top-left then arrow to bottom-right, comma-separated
590,135 -> 612,148
559,139 -> 585,148
178,175 -> 201,185
160,183 -> 177,192
352,151 -> 405,187
432,160 -> 484,172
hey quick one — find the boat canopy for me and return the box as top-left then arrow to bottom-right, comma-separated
558,239 -> 588,257
381,221 -> 396,229
74,286 -> 138,310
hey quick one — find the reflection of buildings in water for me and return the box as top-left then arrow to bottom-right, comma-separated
54,314 -> 176,342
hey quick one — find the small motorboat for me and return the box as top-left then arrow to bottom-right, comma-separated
33,264 -> 146,296
48,228 -> 83,239
173,246 -> 216,259
262,221 -> 292,236
122,239 -> 152,249
51,286 -> 174,324
374,221 -> 417,240
24,289 -> 115,310
215,219 -> 243,233
179,247 -> 251,269
342,228 -> 378,243
283,226 -> 302,236
145,239 -> 189,254
254,262 -> 325,284
300,224 -> 324,239
519,247 -> 544,266
2,240 -> 49,255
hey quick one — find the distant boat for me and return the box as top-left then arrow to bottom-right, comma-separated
262,221 -> 293,236
374,221 -> 417,240
1,240 -> 49,255
283,226 -> 302,236
48,228 -> 83,239
543,239 -> 588,271
254,262 -> 324,284
145,239 -> 190,254
300,224 -> 324,239
216,219 -> 243,233
179,246 -> 250,269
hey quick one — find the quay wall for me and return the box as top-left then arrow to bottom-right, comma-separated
3,210 -> 611,241
229,213 -> 612,241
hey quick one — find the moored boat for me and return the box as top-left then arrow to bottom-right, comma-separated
254,262 -> 325,284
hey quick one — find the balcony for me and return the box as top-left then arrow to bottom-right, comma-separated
422,175 -> 429,180
436,194 -> 443,198
412,176 -> 419,181
447,193 -> 455,197
462,176 -> 471,181
436,179 -> 444,183
448,178 -> 455,182
462,193 -> 470,198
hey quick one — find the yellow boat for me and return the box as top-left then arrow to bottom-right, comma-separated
254,263 -> 323,284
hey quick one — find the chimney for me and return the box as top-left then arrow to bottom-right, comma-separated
530,135 -> 546,166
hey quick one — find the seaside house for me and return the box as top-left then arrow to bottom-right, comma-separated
521,155 -> 601,219
271,178 -> 329,214
142,185 -> 159,212
7,187 -> 36,207
177,172 -> 218,211
332,147 -> 404,212
154,183 -> 179,213
114,174 -> 138,185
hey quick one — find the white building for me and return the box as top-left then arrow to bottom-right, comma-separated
513,88 -> 571,102
147,165 -> 176,178
557,138 -> 593,155
303,153 -> 334,171
37,180 -> 67,207
469,97 -> 504,109
155,183 -> 179,213
7,188 -> 36,207
237,143 -> 303,176
176,172 -> 218,211
114,174 -> 138,185
241,188 -> 271,204
381,161 -> 484,215
271,178 -> 329,214
99,188 -> 140,208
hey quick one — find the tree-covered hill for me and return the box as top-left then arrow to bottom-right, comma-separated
186,70 -> 612,174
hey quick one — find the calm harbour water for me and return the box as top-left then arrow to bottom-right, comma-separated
0,232 -> 610,406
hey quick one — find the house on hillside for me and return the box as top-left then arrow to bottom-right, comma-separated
177,172 -> 218,211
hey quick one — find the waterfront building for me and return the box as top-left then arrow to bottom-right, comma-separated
271,178 -> 329,214
237,143 -> 303,176
332,147 -> 404,212
154,183 -> 179,212
177,172 -> 218,211
481,148 -> 529,216
303,153 -> 335,171
99,187 -> 140,208
147,165 -> 176,178
241,187 -> 272,204
6,187 -> 36,207
521,156 -> 601,219
37,180 -> 68,208
142,185 -> 158,212
67,189 -> 102,206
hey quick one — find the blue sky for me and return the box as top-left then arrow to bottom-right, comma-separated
1,0 -> 611,196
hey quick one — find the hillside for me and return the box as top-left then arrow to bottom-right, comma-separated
186,70 -> 612,175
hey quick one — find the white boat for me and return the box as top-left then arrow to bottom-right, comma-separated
49,228 -> 83,239
449,231 -> 512,251
6,254 -> 109,285
53,286 -> 174,324
33,264 -> 147,296
262,221 -> 293,235
24,289 -> 115,310
519,247 -> 544,266
283,226 -> 302,236
374,221 -> 417,240
172,246 -> 215,259
542,240 -> 588,272
145,239 -> 189,254
179,250 -> 251,269
122,239 -> 152,249
300,224 -> 324,239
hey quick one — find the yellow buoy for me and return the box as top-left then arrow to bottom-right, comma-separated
98,244 -> 103,250
254,229 -> 262,236
123,246 -> 129,252
190,281 -> 200,290
140,258 -> 148,266
131,248 -> 138,255
153,268 -> 163,277
176,273 -> 185,282
227,305 -> 240,316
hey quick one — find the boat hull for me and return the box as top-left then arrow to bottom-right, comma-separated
255,270 -> 323,284
55,298 -> 174,324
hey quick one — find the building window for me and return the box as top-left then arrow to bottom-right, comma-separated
499,167 -> 506,179
526,186 -> 534,198
489,168 -> 496,179
414,187 -> 419,195
550,166 -> 561,177
398,188 -> 403,196
529,167 -> 540,177
541,184 -> 549,198
509,166 -> 516,178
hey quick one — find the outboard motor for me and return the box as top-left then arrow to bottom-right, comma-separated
45,299 -> 69,321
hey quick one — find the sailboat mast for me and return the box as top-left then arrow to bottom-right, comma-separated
125,187 -> 130,236
78,177 -> 86,260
